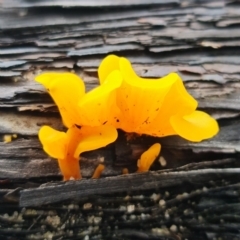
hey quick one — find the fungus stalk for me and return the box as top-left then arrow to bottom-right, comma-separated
92,164 -> 105,179
39,125 -> 117,181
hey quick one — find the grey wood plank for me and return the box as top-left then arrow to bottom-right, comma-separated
20,168 -> 240,207
2,0 -> 179,8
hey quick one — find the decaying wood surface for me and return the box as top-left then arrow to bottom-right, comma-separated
20,167 -> 240,207
0,0 -> 240,239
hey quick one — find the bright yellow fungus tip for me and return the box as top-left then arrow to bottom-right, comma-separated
98,55 -> 120,84
137,143 -> 161,172
35,72 -> 85,128
92,164 -> 105,179
170,110 -> 219,142
122,168 -> 129,175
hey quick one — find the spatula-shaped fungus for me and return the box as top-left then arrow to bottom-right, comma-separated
98,55 -> 219,142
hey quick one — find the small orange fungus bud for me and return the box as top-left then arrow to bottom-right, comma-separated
3,135 -> 12,143
12,134 -> 17,138
3,134 -> 18,143
92,164 -> 105,179
137,143 -> 161,172
122,168 -> 129,175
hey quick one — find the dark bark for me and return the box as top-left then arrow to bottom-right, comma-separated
0,0 -> 240,239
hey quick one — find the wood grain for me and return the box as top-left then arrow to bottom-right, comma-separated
1,0 -> 240,238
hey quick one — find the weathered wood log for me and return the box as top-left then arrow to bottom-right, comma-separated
20,168 -> 240,207
1,0 -> 240,239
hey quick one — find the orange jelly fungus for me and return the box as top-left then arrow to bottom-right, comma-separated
78,70 -> 122,126
39,125 -> 117,180
35,54 -> 219,179
35,73 -> 85,128
36,71 -> 119,180
36,71 -> 122,128
98,55 -> 219,142
137,143 -> 161,172
92,164 -> 105,179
